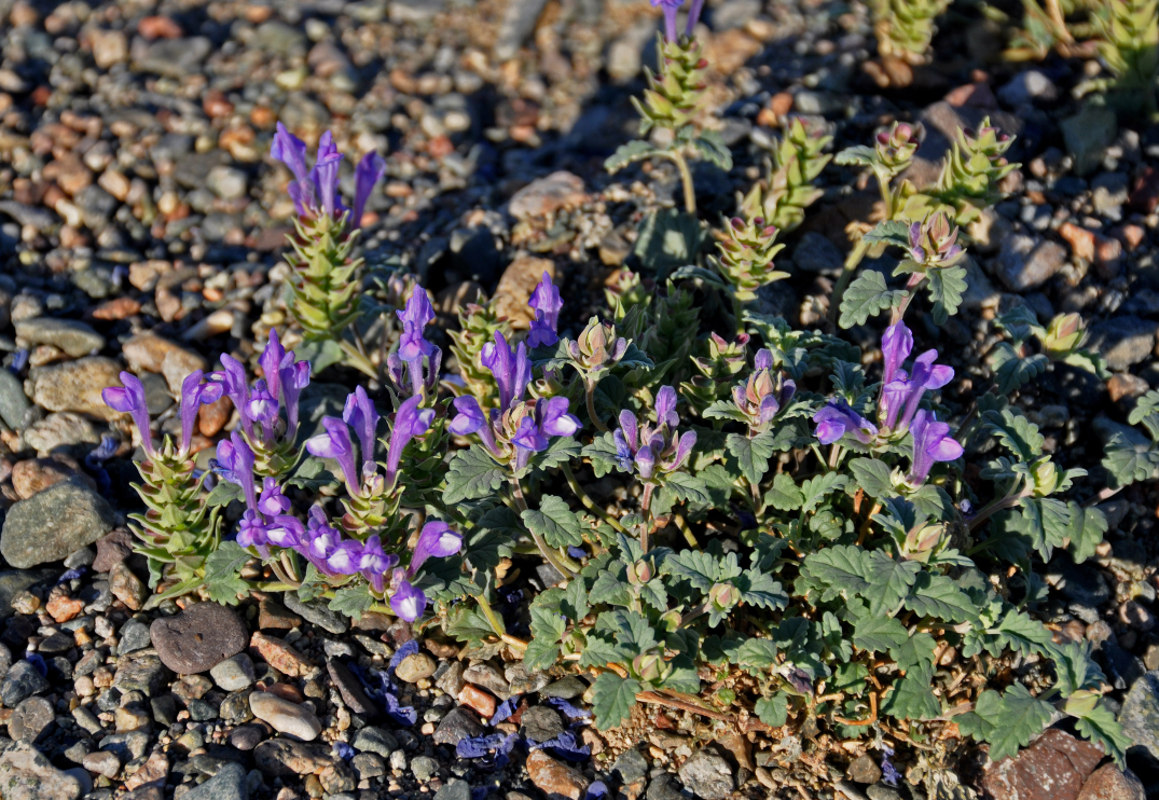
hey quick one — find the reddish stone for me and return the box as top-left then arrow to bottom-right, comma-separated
526,750 -> 590,800
45,593 -> 84,623
250,632 -> 315,677
91,297 -> 141,321
983,728 -> 1106,800
138,16 -> 182,39
458,684 -> 497,718
1076,764 -> 1145,800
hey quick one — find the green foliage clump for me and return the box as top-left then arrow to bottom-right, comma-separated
872,0 -> 952,65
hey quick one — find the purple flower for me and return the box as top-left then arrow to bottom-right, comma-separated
614,407 -> 694,479
528,272 -> 563,348
908,410 -> 963,486
449,396 -> 486,436
813,400 -> 878,446
257,477 -> 291,516
881,321 -> 913,387
396,288 -> 437,362
513,397 -> 582,455
266,514 -> 304,550
103,372 -> 154,456
270,123 -> 310,187
300,506 -> 346,573
391,574 -> 427,622
216,354 -> 253,437
281,360 -> 311,437
309,131 -> 344,219
343,386 -> 380,475
325,539 -> 364,575
179,370 -> 222,456
306,417 -> 360,493
655,385 -> 679,430
237,509 -> 270,555
385,396 -> 435,481
879,349 -> 954,431
218,431 -> 257,510
259,329 -> 290,403
359,535 -> 398,594
482,332 -> 531,413
352,151 -> 386,229
410,521 -> 462,575
651,0 -> 683,40
247,379 -> 279,441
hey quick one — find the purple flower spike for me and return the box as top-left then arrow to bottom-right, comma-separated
481,332 -> 531,412
103,372 -> 154,456
655,386 -> 679,429
179,370 -> 221,455
237,510 -> 270,556
813,401 -> 878,446
397,289 -> 437,363
908,409 -> 963,486
259,330 -> 289,402
270,122 -> 310,186
528,272 -> 563,349
352,151 -> 386,229
344,386 -> 380,475
410,521 -> 462,575
359,535 -> 398,594
880,349 -> 954,431
390,574 -> 427,622
300,506 -> 343,572
513,415 -> 550,453
306,417 -> 360,493
385,396 -> 435,480
881,321 -> 913,387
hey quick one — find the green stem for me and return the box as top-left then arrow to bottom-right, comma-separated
673,513 -> 700,548
585,379 -> 609,434
668,150 -> 697,215
640,483 -> 655,554
562,462 -> 626,534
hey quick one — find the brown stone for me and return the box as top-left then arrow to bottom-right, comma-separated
138,15 -> 182,38
1076,764 -> 1145,800
526,750 -> 589,800
93,529 -> 135,573
90,297 -> 141,321
250,631 -> 315,677
458,684 -> 497,719
45,593 -> 84,623
258,597 -> 302,630
122,333 -> 207,393
494,256 -> 554,329
109,562 -> 147,611
509,171 -> 586,220
982,728 -> 1106,800
10,457 -> 88,499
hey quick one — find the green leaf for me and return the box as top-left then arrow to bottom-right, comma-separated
754,694 -> 788,727
561,578 -> 589,621
444,446 -> 506,504
861,219 -> 913,249
766,473 -> 804,511
592,672 -> 641,730
583,431 -> 626,478
632,209 -> 703,279
202,541 -> 250,605
605,140 -> 659,173
329,587 -> 373,620
980,685 -> 1054,762
994,608 -> 1056,657
533,437 -> 583,473
1073,704 -> 1132,767
694,130 -> 734,170
834,145 -> 876,167
984,409 -> 1045,461
926,265 -> 967,325
665,550 -> 741,592
703,400 -> 750,424
522,495 -> 586,549
205,479 -> 243,508
800,471 -> 849,513
736,570 -> 788,611
892,631 -> 937,672
727,431 -> 776,486
848,458 -> 895,498
904,571 -> 980,623
1102,429 -> 1159,488
861,553 -> 922,616
1066,504 -> 1107,563
524,593 -> 568,671
736,638 -> 779,671
663,471 -> 712,508
881,663 -> 940,721
853,615 -> 909,655
838,271 -> 906,329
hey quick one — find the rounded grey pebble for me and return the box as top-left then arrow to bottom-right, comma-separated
150,603 -> 247,674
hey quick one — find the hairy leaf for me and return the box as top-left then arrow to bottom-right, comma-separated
592,673 -> 641,730
727,431 -> 777,486
839,271 -> 906,329
445,446 -> 506,504
926,265 -> 967,325
522,495 -> 586,549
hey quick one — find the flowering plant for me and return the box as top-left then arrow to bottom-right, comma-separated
102,75 -> 1134,778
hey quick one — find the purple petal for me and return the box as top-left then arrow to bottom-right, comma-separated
352,151 -> 386,229
410,521 -> 462,575
881,321 -> 913,387
386,396 -> 434,478
343,386 -> 380,472
270,122 -> 310,185
540,397 -> 581,438
450,396 -> 485,436
390,578 -> 427,622
655,385 -> 679,429
103,371 -> 154,455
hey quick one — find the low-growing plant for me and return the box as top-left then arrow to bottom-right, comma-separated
605,0 -> 732,214
1092,0 -> 1159,116
102,3 -> 1136,776
872,0 -> 951,67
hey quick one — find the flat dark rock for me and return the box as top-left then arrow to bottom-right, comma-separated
150,603 -> 247,675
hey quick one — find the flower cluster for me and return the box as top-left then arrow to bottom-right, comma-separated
271,124 -> 386,229
387,286 -> 441,402
451,332 -> 582,470
650,0 -> 705,42
730,349 -> 796,432
813,321 -> 962,486
614,386 -> 696,481
104,370 -> 222,459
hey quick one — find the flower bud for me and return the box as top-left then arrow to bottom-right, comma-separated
1031,458 -> 1060,497
1043,313 -> 1086,357
569,317 -> 628,375
708,582 -> 739,612
659,609 -> 682,632
875,121 -> 921,171
627,560 -> 653,585
633,652 -> 670,683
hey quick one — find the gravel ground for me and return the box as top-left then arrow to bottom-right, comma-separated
0,0 -> 1157,799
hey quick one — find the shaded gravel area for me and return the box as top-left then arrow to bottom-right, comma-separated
0,0 -> 1158,799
